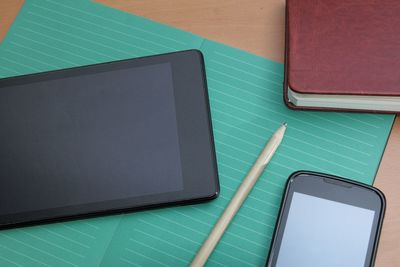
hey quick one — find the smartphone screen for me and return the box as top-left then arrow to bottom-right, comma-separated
277,192 -> 375,266
266,172 -> 385,267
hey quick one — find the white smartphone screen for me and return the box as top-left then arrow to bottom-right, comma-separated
275,192 -> 375,267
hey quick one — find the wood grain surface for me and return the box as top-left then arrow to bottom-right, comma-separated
97,0 -> 286,62
375,121 -> 400,267
0,0 -> 24,42
1,0 -> 399,266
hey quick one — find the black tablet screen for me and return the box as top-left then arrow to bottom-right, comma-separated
0,62 -> 183,215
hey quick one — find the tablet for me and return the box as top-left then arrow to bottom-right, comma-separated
0,50 -> 219,228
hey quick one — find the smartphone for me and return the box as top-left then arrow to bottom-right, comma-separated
266,171 -> 385,267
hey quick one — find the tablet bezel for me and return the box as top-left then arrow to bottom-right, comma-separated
0,50 -> 219,229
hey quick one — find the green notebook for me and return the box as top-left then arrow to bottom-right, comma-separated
0,0 -> 394,266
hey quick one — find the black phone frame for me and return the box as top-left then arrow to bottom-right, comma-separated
266,171 -> 386,267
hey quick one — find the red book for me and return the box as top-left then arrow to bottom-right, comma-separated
284,0 -> 400,113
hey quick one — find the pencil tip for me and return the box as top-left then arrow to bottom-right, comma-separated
282,122 -> 288,127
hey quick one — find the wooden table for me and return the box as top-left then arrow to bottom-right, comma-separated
2,1 -> 399,266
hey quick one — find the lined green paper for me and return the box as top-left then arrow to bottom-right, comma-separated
0,0 -> 394,266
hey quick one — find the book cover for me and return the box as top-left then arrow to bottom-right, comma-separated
284,0 -> 400,112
